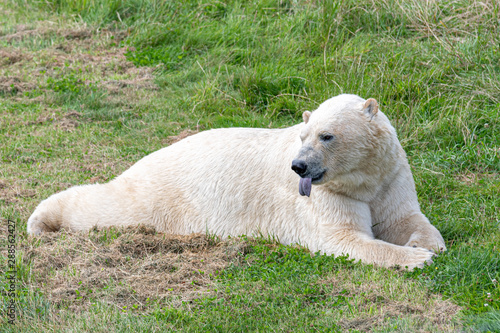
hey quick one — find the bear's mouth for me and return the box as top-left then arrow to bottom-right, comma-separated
311,173 -> 324,183
298,171 -> 325,197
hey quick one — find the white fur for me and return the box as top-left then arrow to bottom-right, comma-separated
27,94 -> 446,269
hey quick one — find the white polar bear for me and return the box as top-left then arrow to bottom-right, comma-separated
27,94 -> 446,269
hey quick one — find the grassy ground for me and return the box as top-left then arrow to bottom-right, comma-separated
0,0 -> 499,331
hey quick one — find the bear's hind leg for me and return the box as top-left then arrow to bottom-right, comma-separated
27,184 -> 103,235
27,197 -> 64,235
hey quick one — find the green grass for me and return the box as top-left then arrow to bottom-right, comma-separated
1,0 -> 499,331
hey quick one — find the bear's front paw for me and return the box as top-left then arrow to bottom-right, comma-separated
399,247 -> 435,270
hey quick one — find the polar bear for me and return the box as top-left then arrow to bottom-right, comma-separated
27,94 -> 445,269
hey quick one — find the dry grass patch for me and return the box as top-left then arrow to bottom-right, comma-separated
0,25 -> 49,43
0,49 -> 32,65
0,75 -> 37,95
320,269 -> 462,332
164,129 -> 200,145
22,109 -> 82,131
1,20 -> 155,101
22,225 -> 251,313
455,172 -> 499,186
393,0 -> 499,36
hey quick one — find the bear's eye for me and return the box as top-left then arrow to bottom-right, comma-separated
320,134 -> 334,142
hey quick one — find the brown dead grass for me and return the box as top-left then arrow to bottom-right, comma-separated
0,23 -> 155,99
0,176 -> 71,207
338,299 -> 460,332
22,225 -> 250,313
103,66 -> 158,94
0,76 -> 36,95
455,172 -> 499,185
23,109 -> 82,132
0,179 -> 36,205
0,23 -> 94,43
320,270 -> 462,332
0,28 -> 44,42
164,129 -> 200,145
0,49 -> 32,65
392,0 -> 499,36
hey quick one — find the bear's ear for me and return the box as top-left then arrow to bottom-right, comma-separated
302,111 -> 311,124
363,98 -> 379,118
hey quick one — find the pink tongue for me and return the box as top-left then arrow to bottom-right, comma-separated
299,177 -> 312,197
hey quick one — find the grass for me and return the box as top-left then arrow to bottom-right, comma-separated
0,0 -> 499,331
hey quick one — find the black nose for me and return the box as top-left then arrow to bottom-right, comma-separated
291,159 -> 307,176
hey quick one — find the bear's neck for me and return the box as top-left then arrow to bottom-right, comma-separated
368,146 -> 422,227
322,133 -> 402,202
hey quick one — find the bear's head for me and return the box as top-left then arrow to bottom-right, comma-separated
291,94 -> 396,197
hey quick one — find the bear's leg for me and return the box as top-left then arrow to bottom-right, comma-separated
27,182 -> 139,235
318,196 -> 437,270
322,227 -> 435,270
27,193 -> 66,235
373,213 -> 446,253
